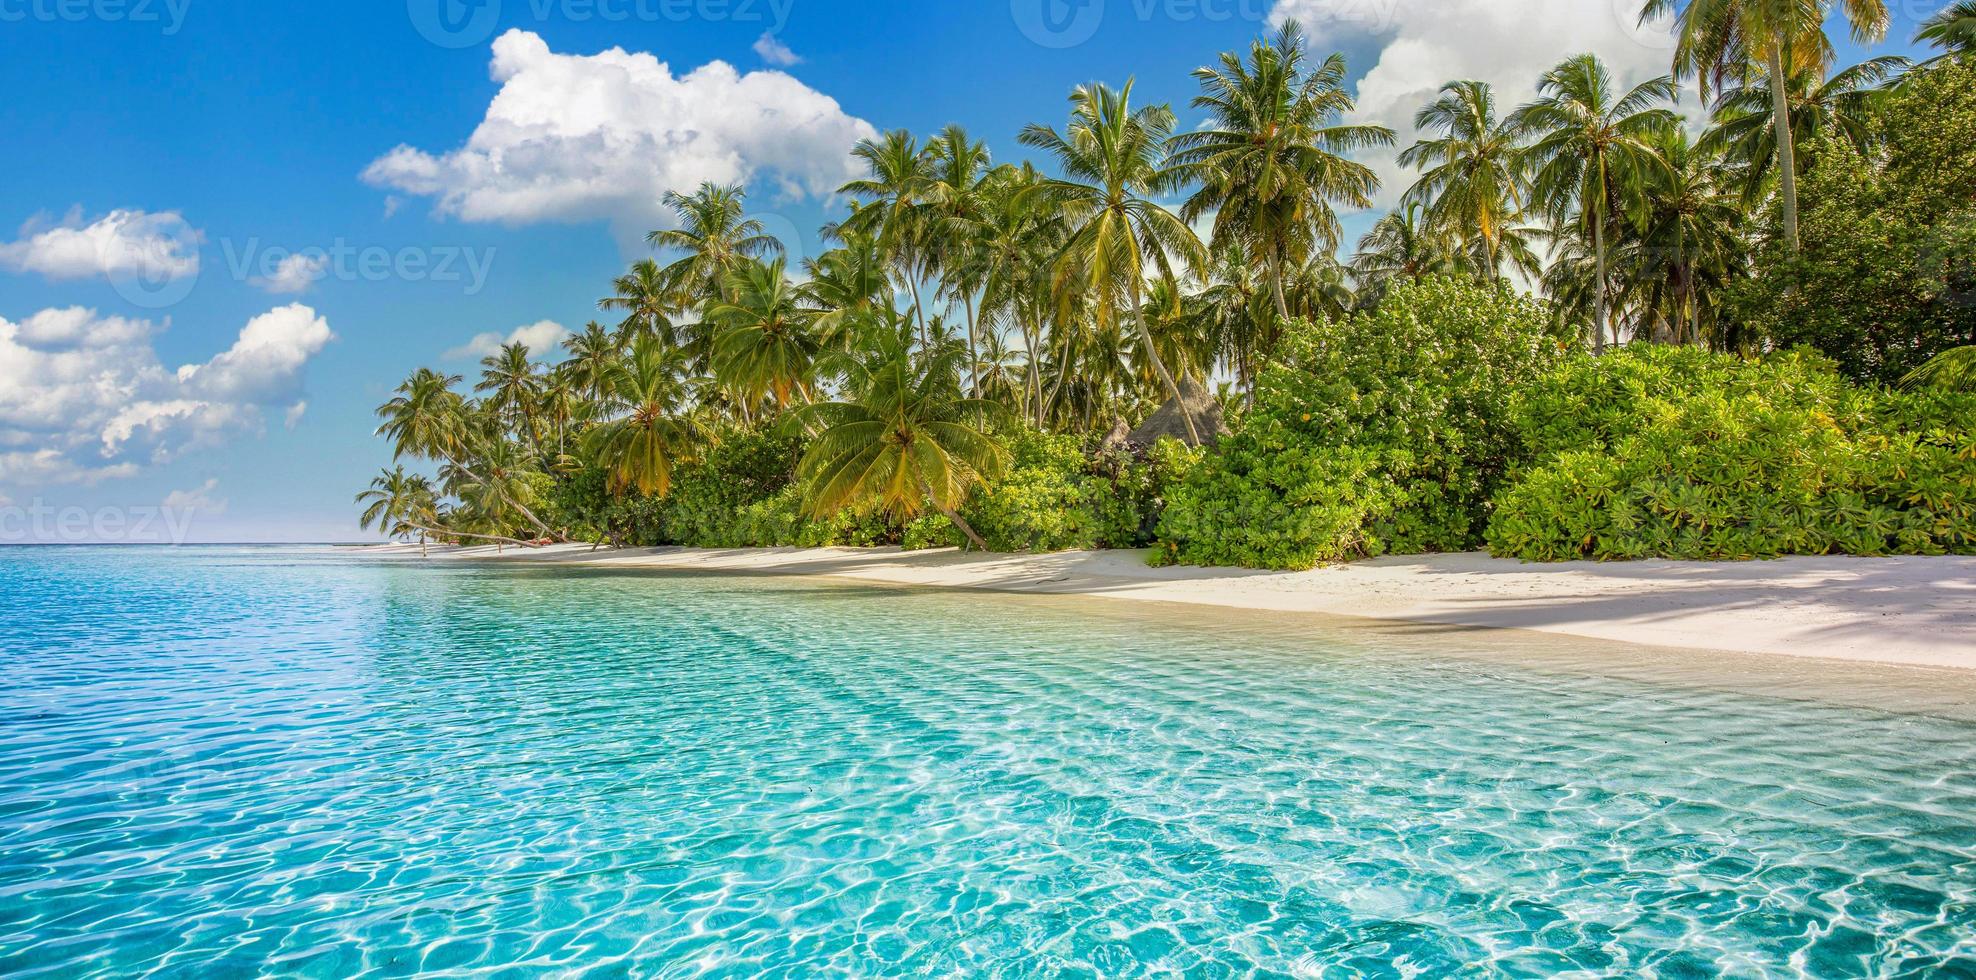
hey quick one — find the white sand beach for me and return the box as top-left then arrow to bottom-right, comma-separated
373,544 -> 1976,670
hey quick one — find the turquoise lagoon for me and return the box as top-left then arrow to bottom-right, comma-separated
1,547 -> 1973,977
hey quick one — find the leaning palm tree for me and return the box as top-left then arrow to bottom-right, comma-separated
1020,81 -> 1210,444
1700,55 -> 1909,208
599,259 -> 681,346
1510,54 -> 1678,353
375,369 -> 565,541
794,342 -> 1008,550
1172,22 -> 1392,322
647,182 -> 784,308
1917,1 -> 1976,60
1643,0 -> 1891,253
355,467 -> 440,556
1400,79 -> 1528,282
585,337 -> 701,498
706,257 -> 823,412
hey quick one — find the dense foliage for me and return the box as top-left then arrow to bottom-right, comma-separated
1488,348 -> 1976,560
355,17 -> 1976,571
1153,278 -> 1566,569
1728,61 -> 1976,385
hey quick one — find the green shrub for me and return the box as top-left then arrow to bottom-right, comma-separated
1486,348 -> 1976,560
1154,276 -> 1568,569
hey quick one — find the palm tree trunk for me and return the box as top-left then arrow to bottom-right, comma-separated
906,269 -> 929,348
1268,250 -> 1292,325
1766,45 -> 1802,255
1021,309 -> 1044,427
1131,286 -> 1202,447
420,532 -> 428,559
445,456 -> 566,542
920,479 -> 990,551
416,525 -> 539,548
963,292 -> 981,396
1592,216 -> 1611,355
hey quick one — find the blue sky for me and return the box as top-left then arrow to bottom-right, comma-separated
0,0 -> 1939,542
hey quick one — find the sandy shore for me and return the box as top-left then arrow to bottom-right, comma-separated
369,544 -> 1976,669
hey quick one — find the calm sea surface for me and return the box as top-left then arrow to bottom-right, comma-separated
1,547 -> 1973,977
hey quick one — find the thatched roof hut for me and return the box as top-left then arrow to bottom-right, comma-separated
1128,377 -> 1228,449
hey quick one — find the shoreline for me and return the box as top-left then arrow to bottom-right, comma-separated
367,544 -> 1976,671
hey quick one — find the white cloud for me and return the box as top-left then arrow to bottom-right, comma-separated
1269,0 -> 1678,210
753,32 -> 802,67
0,208 -> 202,282
163,479 -> 228,516
0,305 -> 333,490
254,252 -> 327,294
443,319 -> 570,360
362,30 -> 876,244
285,401 -> 309,429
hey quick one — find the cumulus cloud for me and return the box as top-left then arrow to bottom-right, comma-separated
362,30 -> 876,244
753,32 -> 802,67
253,252 -> 327,294
444,319 -> 570,361
0,305 -> 333,490
0,208 -> 202,282
1269,0 -> 1679,210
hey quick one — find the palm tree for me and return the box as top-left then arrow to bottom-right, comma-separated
795,342 -> 1007,550
837,131 -> 937,340
1510,54 -> 1678,353
476,342 -> 545,452
1901,346 -> 1976,391
706,258 -> 823,412
1644,0 -> 1891,253
970,164 -> 1062,424
1630,129 -> 1747,345
1020,81 -> 1209,444
1918,1 -> 1976,60
802,233 -> 895,354
923,125 -> 996,391
1700,56 -> 1909,207
1400,80 -> 1528,282
355,467 -> 440,556
1350,202 -> 1460,299
375,368 -> 564,541
561,322 -> 623,406
1172,22 -> 1392,322
647,182 -> 785,308
599,259 -> 680,346
585,337 -> 701,497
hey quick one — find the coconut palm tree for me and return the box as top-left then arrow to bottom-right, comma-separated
795,341 -> 1007,550
970,164 -> 1062,424
599,259 -> 681,346
837,131 -> 937,340
922,125 -> 996,391
706,257 -> 823,412
585,337 -> 701,497
375,369 -> 565,541
1349,202 -> 1460,300
647,182 -> 784,309
561,322 -> 623,406
803,233 -> 895,354
1630,129 -> 1748,345
1643,0 -> 1891,254
1918,1 -> 1976,60
1400,80 -> 1529,282
1019,80 -> 1209,444
475,342 -> 545,453
1700,55 -> 1909,207
1172,22 -> 1392,321
356,467 -> 440,555
1510,54 -> 1678,353
1902,346 -> 1976,391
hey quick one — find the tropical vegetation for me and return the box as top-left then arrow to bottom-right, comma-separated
360,11 -> 1976,569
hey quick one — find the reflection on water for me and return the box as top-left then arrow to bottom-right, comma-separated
1,547 -> 1973,976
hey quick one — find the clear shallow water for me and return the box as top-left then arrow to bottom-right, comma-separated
2,548 -> 1974,978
